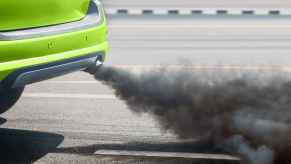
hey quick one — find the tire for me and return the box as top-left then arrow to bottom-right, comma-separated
0,87 -> 24,114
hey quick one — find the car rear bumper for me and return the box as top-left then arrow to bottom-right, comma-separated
1,53 -> 104,88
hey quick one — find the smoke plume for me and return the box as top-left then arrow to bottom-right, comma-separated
94,66 -> 291,164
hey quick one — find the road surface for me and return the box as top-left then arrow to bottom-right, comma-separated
2,15 -> 291,163
102,0 -> 291,8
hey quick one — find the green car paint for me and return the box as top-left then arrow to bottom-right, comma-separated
0,0 -> 108,81
0,26 -> 108,81
0,0 -> 90,31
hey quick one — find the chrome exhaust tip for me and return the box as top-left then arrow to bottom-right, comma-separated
96,59 -> 104,66
85,55 -> 104,74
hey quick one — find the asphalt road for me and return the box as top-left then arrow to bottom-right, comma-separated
2,15 -> 291,163
107,15 -> 291,66
102,0 -> 291,8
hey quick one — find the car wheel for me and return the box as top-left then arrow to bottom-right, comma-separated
0,87 -> 24,114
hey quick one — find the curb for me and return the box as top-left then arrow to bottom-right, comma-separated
106,8 -> 291,16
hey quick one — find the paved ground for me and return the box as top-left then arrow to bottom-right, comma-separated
2,15 -> 291,163
107,15 -> 291,66
102,0 -> 291,8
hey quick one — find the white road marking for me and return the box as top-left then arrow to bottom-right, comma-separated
106,8 -> 291,16
94,150 -> 240,161
41,81 -> 99,84
23,93 -> 117,100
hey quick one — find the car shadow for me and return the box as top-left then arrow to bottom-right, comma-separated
0,117 -> 64,164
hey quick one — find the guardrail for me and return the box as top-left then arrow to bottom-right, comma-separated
106,8 -> 291,16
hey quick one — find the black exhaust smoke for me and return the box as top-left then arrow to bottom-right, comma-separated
94,66 -> 291,164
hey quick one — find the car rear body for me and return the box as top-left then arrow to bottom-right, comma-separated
0,0 -> 108,87
0,0 -> 90,31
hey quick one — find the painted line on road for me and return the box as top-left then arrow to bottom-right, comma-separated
106,8 -> 291,16
41,81 -> 100,84
94,150 -> 240,161
23,93 -> 117,100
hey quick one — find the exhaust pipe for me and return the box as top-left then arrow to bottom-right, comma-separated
96,59 -> 104,67
85,55 -> 104,74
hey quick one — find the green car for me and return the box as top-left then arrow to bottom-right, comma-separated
0,0 -> 108,113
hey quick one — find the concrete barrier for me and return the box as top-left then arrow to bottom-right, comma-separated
106,8 -> 291,16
